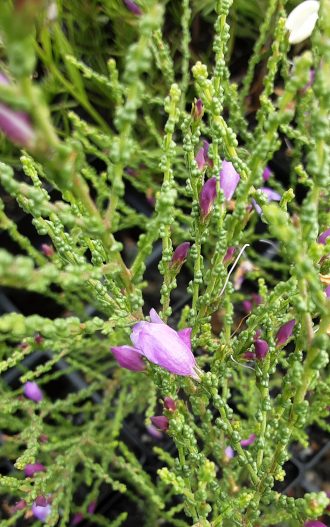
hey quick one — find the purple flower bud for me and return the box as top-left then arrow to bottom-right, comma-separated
318,228 -> 330,245
130,309 -> 198,378
262,166 -> 272,181
304,522 -> 327,527
242,300 -> 253,314
254,339 -> 269,360
276,319 -> 296,346
32,503 -> 51,523
0,104 -> 35,147
146,424 -> 163,439
23,381 -> 43,402
240,434 -> 256,447
164,397 -> 176,412
254,329 -> 262,340
219,160 -> 240,201
251,293 -> 263,306
150,415 -> 169,432
72,513 -> 84,525
199,177 -> 217,219
195,140 -> 212,171
192,98 -> 204,120
14,500 -> 27,511
243,351 -> 256,360
252,187 -> 281,215
35,334 -> 44,345
41,244 -> 54,257
171,242 -> 190,268
223,246 -> 235,263
24,462 -> 46,477
87,501 -> 97,514
35,496 -> 48,507
111,345 -> 145,372
123,0 -> 142,15
224,446 -> 235,459
325,285 -> 330,298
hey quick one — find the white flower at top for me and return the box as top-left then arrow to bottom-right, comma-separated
286,0 -> 319,44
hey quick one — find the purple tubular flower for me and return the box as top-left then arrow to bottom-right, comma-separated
171,242 -> 190,268
318,228 -> 330,245
223,246 -> 235,263
252,187 -> 281,215
262,166 -> 272,181
164,397 -> 176,412
150,415 -> 169,432
123,0 -> 142,15
304,522 -> 327,527
23,381 -> 43,402
254,339 -> 269,360
240,434 -> 256,447
199,177 -> 217,219
24,463 -> 46,477
276,319 -> 296,346
146,424 -> 163,439
32,503 -> 51,523
219,160 -> 240,201
111,345 -> 145,372
130,309 -> 198,378
224,446 -> 235,459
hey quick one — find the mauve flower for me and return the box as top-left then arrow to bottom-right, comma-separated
252,187 -> 281,215
146,424 -> 163,439
325,285 -> 330,298
14,500 -> 26,511
224,446 -> 235,459
244,351 -> 256,360
286,1 -> 319,45
23,381 -> 43,402
41,244 -> 54,257
276,319 -> 296,346
240,434 -> 256,447
193,98 -> 204,120
195,141 -> 212,171
123,0 -> 142,15
318,228 -> 330,245
164,397 -> 176,412
35,496 -> 48,507
171,242 -> 190,268
0,74 -> 35,148
87,501 -> 97,514
219,160 -> 240,201
223,246 -> 236,263
111,345 -> 145,372
262,166 -> 272,181
254,339 -> 269,360
32,503 -> 51,523
199,177 -> 217,219
304,522 -> 327,527
24,462 -> 46,477
130,309 -> 198,378
150,415 -> 169,432
72,513 -> 84,525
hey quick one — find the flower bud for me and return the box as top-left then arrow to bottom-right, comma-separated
170,242 -> 190,268
87,501 -> 97,514
262,166 -> 272,181
72,513 -> 84,525
223,246 -> 235,263
276,319 -> 296,346
240,434 -> 256,447
24,462 -> 46,477
150,415 -> 169,432
164,397 -> 176,412
35,496 -> 48,507
199,177 -> 217,219
14,500 -> 26,511
318,228 -> 330,245
219,160 -> 240,201
23,381 -> 43,402
304,522 -> 327,527
254,339 -> 269,360
285,1 -> 319,45
111,345 -> 145,372
123,0 -> 142,15
41,244 -> 54,257
192,98 -> 204,120
243,351 -> 256,360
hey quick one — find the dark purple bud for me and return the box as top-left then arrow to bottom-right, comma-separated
325,285 -> 330,298
304,522 -> 327,527
14,500 -> 27,511
243,351 -> 256,360
192,98 -> 204,120
254,339 -> 269,360
41,244 -> 54,257
242,300 -> 253,314
150,415 -> 169,432
276,319 -> 296,346
318,228 -> 330,245
199,177 -> 217,219
35,496 -> 48,507
251,293 -> 263,306
123,0 -> 142,15
223,246 -> 235,263
23,381 -> 43,402
87,501 -> 97,514
39,434 -> 48,443
240,434 -> 256,447
34,334 -> 44,345
262,166 -> 272,181
72,513 -> 84,525
219,160 -> 240,201
24,463 -> 46,477
171,242 -> 190,268
111,345 -> 145,372
164,397 -> 176,412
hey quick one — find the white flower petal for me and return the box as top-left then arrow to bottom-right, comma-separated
286,0 -> 319,44
289,12 -> 319,43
